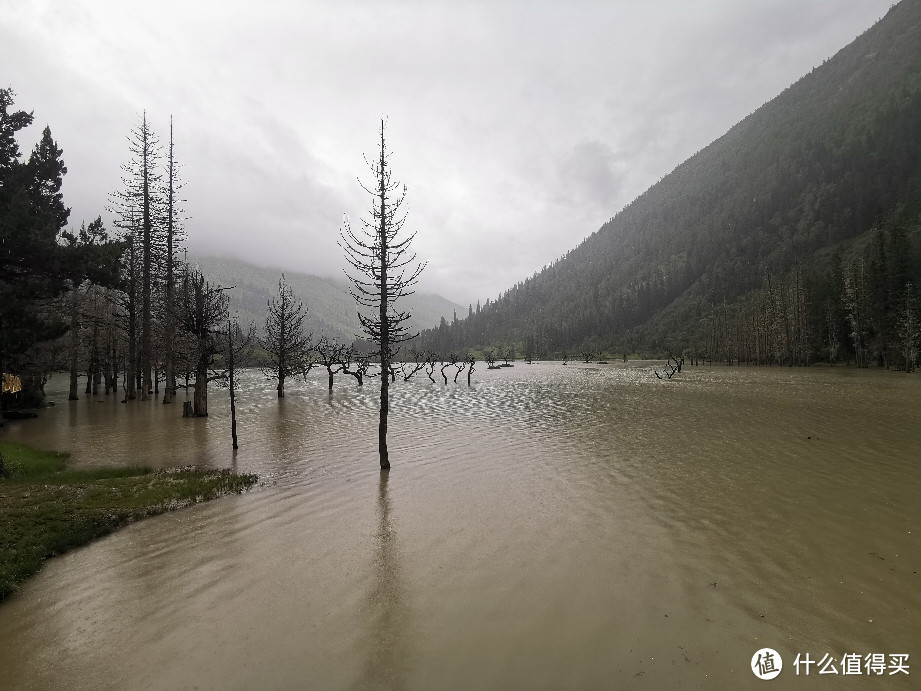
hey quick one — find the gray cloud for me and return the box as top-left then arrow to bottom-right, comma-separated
0,0 -> 894,307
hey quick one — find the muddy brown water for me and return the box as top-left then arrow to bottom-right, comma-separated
0,363 -> 918,689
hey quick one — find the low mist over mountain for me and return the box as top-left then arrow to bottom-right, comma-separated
192,255 -> 463,344
424,0 -> 921,365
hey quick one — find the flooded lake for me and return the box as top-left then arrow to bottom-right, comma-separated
1,363 -> 919,689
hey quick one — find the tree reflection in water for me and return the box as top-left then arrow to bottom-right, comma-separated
360,470 -> 409,689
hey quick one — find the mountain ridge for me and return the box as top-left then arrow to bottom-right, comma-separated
422,0 -> 921,362
191,254 -> 463,344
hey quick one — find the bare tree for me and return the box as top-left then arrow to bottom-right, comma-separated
439,354 -> 453,385
109,113 -> 163,400
160,116 -> 186,404
450,353 -> 467,383
263,274 -> 311,398
654,353 -> 683,380
217,318 -> 256,449
339,121 -> 425,471
60,217 -> 121,400
314,336 -> 348,392
342,348 -> 370,386
402,348 -> 429,381
425,352 -> 438,383
177,265 -> 228,416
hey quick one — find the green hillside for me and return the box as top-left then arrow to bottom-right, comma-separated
192,254 -> 462,344
423,0 -> 921,366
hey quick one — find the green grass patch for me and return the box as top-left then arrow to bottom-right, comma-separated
0,441 -> 258,603
0,440 -> 68,477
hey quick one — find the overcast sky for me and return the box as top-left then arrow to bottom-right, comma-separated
1,0 -> 895,306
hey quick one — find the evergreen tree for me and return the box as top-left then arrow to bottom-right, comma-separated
1,89 -> 121,415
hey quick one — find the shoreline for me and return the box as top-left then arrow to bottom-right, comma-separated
0,440 -> 258,603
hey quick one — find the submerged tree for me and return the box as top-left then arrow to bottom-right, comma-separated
313,336 -> 348,392
109,112 -> 162,400
340,120 -> 425,470
61,217 -> 123,400
160,116 -> 186,404
177,265 -> 228,416
263,274 -> 311,398
219,318 -> 256,449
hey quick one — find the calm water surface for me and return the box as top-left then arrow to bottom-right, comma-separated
0,363 -> 918,689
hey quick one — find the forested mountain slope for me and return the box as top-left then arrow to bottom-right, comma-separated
424,0 -> 921,365
193,255 -> 461,344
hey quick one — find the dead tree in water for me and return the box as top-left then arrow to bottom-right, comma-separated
263,274 -> 311,398
402,348 -> 429,381
451,353 -> 467,383
424,351 -> 439,383
342,349 -> 370,386
439,355 -> 453,385
160,117 -> 186,404
177,265 -> 228,416
339,120 -> 426,471
110,112 -> 162,401
654,353 -> 683,380
218,318 -> 255,449
466,354 -> 476,386
314,336 -> 348,392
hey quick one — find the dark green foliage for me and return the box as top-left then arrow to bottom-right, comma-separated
420,1 -> 921,363
1,88 -> 124,411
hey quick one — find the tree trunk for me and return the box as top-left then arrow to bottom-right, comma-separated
193,345 -> 208,417
163,118 -> 177,405
141,113 -> 153,402
68,283 -> 80,400
109,346 -> 118,395
229,321 -> 238,449
92,356 -> 101,395
379,365 -> 389,470
127,259 -> 137,401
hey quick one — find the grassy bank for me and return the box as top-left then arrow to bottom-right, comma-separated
0,440 -> 258,602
